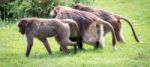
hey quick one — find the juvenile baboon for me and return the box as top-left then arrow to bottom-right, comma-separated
18,18 -> 80,57
73,3 -> 140,44
50,6 -> 117,49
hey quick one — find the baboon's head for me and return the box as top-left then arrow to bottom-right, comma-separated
73,3 -> 86,10
18,19 -> 32,34
50,6 -> 72,18
73,3 -> 93,12
50,6 -> 59,18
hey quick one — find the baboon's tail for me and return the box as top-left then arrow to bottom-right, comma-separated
62,19 -> 81,53
61,19 -> 80,41
115,15 -> 140,43
98,19 -> 117,47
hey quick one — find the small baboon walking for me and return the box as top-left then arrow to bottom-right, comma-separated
18,18 -> 80,57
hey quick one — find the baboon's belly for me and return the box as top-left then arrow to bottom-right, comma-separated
83,32 -> 99,45
83,23 -> 99,45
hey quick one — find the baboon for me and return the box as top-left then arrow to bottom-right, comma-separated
18,18 -> 80,57
73,3 -> 140,44
50,6 -> 117,49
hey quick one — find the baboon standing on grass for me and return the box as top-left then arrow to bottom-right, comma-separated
18,18 -> 80,57
73,3 -> 140,44
50,6 -> 117,49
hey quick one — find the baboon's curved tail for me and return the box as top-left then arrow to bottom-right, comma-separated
115,15 -> 140,43
62,19 -> 81,53
98,19 -> 117,47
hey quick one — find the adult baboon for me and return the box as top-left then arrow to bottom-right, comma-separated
73,3 -> 140,44
18,18 -> 80,57
50,6 -> 117,49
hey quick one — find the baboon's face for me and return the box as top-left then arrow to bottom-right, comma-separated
50,7 -> 59,18
50,6 -> 72,18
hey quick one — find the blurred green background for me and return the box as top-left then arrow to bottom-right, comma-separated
0,0 -> 150,67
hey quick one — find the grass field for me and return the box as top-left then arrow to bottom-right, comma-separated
0,0 -> 150,67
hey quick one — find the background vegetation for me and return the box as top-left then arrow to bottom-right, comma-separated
0,0 -> 150,67
0,0 -> 93,20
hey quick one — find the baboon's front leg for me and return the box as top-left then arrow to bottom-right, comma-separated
26,34 -> 34,57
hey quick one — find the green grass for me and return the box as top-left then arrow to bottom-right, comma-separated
0,0 -> 150,67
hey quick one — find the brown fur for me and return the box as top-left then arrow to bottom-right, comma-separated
50,6 -> 117,49
18,18 -> 79,57
73,3 -> 140,43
